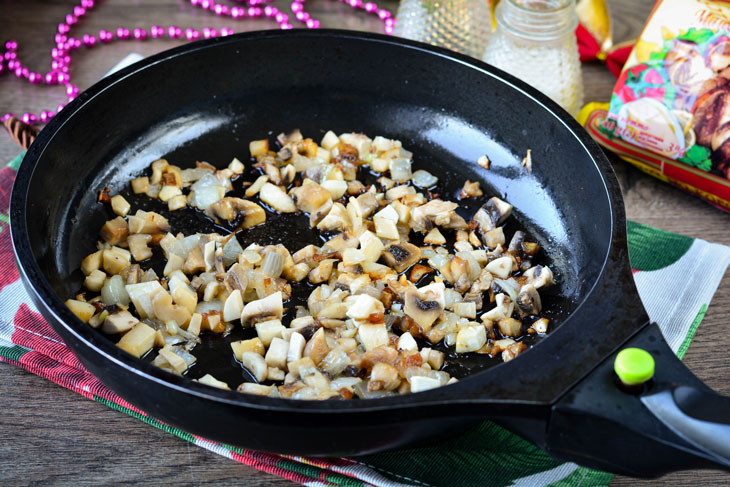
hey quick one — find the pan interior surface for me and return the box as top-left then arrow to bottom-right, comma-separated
18,31 -> 614,399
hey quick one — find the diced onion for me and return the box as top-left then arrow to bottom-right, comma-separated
428,254 -> 450,271
260,250 -> 284,278
456,251 -> 481,281
404,367 -> 450,385
175,348 -> 197,366
389,158 -> 412,182
190,185 -> 223,210
421,248 -> 436,260
163,334 -> 186,346
241,250 -> 262,264
101,275 -> 130,306
494,278 -> 519,302
179,235 -> 202,256
191,173 -> 221,190
411,169 -> 438,188
195,300 -> 223,315
443,289 -> 462,310
330,377 -> 362,391
320,349 -> 350,377
165,234 -> 202,259
384,313 -> 399,329
181,167 -> 214,184
308,300 -> 326,317
222,236 -> 244,267
353,381 -> 394,399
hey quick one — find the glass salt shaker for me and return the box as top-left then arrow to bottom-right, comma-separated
394,0 -> 492,59
483,0 -> 584,116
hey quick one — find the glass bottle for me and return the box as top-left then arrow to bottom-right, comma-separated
482,0 -> 584,116
393,0 -> 492,59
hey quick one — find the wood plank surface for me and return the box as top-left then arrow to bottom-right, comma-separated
0,0 -> 729,485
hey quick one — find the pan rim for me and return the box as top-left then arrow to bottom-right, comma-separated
10,28 -> 626,414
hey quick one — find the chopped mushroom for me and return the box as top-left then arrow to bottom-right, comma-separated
523,265 -> 555,289
110,195 -> 131,217
473,197 -> 513,233
483,227 -> 505,249
497,317 -> 523,337
101,310 -> 139,335
84,269 -> 106,292
209,197 -> 266,228
346,294 -> 384,322
459,180 -> 483,199
255,320 -> 285,346
223,289 -> 244,322
410,375 -> 441,393
131,177 -> 150,194
321,180 -> 348,200
404,283 -> 445,332
382,242 -> 421,273
240,292 -> 283,325
99,217 -> 128,245
224,263 -> 248,293
486,256 -> 513,279
128,210 -> 170,234
65,299 -> 95,323
289,181 -> 332,213
410,200 -> 466,233
231,337 -> 265,360
102,247 -> 131,275
309,199 -> 333,228
241,351 -> 268,382
424,228 -> 446,245
409,264 -> 434,283
260,183 -> 297,213
117,322 -> 156,358
73,129 -> 557,400
477,154 -> 491,169
369,363 -> 401,391
455,325 -> 487,353
522,149 -> 532,173
81,250 -> 103,276
482,293 -> 515,321
303,327 -> 330,364
249,139 -> 269,157
358,324 -> 389,351
356,192 -> 379,217
532,317 -> 550,334
516,283 -> 542,317
127,234 -> 153,262
317,203 -> 350,231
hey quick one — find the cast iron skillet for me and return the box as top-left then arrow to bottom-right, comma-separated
10,30 -> 730,477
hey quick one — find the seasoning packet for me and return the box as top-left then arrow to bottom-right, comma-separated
579,0 -> 730,212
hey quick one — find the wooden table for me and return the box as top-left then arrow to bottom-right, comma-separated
1,0 -> 729,485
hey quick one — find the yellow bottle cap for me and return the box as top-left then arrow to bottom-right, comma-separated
614,348 -> 655,386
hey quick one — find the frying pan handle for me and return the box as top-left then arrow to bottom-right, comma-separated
541,323 -> 730,478
641,386 -> 730,465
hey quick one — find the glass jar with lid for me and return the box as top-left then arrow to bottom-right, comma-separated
394,0 -> 493,59
482,0 -> 584,116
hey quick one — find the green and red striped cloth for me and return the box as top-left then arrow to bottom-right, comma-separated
1,151 -> 729,486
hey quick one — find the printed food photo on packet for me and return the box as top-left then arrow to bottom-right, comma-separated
581,0 -> 730,212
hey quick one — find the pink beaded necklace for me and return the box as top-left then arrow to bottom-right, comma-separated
0,0 -> 395,127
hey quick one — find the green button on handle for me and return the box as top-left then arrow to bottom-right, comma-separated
614,348 -> 655,386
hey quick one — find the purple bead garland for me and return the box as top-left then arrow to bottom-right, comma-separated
1,0 -> 394,126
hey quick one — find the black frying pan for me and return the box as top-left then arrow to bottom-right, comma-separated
10,30 -> 730,478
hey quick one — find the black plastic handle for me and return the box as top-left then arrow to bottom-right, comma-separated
540,323 -> 730,478
642,386 -> 730,467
